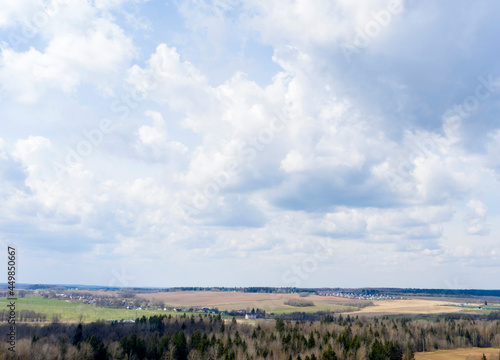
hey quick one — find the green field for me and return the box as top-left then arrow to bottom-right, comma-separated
439,303 -> 500,314
0,295 -> 359,323
174,299 -> 360,315
0,295 -> 178,323
4,294 -> 477,324
269,302 -> 359,314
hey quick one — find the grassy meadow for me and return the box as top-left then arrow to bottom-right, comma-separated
0,292 -> 363,324
0,295 -> 177,323
1,292 -> 495,324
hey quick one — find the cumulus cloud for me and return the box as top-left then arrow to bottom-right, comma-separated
0,0 -> 42,28
126,44 -> 212,117
0,1 -> 135,103
466,200 -> 490,236
0,0 -> 499,287
135,111 -> 188,160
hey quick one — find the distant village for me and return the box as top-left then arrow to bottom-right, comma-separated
42,290 -> 265,319
317,291 -> 404,301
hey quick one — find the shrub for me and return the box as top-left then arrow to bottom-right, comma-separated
284,299 -> 314,307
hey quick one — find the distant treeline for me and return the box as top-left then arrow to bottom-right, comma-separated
137,287 -> 500,297
272,311 -> 334,321
0,310 -> 47,322
11,285 -> 500,298
165,287 -> 302,294
284,299 -> 315,307
391,288 -> 500,298
0,290 -> 28,297
315,288 -> 500,298
2,311 -> 500,359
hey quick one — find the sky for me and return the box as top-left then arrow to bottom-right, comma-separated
0,0 -> 499,289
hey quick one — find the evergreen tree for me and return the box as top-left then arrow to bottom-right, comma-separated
58,337 -> 68,359
172,331 -> 188,360
321,344 -> 337,360
276,318 -> 285,332
159,333 -> 171,356
307,331 -> 316,349
369,339 -> 387,360
72,323 -> 83,347
403,344 -> 414,360
189,330 -> 201,351
87,334 -> 109,360
199,332 -> 210,354
385,340 -> 402,360
147,333 -> 160,360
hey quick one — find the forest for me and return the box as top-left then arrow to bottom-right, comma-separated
2,312 -> 500,359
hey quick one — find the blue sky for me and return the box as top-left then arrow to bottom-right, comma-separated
0,0 -> 499,289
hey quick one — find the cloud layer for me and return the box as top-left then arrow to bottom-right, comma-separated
0,0 -> 499,288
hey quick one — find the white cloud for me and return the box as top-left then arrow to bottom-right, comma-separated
126,44 -> 211,117
0,0 -> 42,28
0,1 -> 135,103
466,199 -> 490,235
136,111 -> 188,159
280,150 -> 305,173
1,0 -> 500,287
244,0 -> 403,48
321,209 -> 367,236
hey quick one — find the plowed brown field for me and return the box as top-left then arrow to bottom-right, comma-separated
415,347 -> 500,359
344,299 -> 463,316
139,291 -> 464,316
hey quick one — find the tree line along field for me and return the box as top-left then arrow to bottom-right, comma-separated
0,292 -> 370,324
0,294 -> 352,324
137,291 -> 466,316
0,292 -> 473,325
0,290 -> 491,325
138,291 -> 367,312
2,311 -> 500,359
0,295 -> 178,323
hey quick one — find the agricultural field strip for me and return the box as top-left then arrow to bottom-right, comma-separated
0,296 -> 176,322
1,293 -> 484,323
439,304 -> 500,310
0,294 -> 357,323
344,299 -> 465,315
414,347 -> 500,359
0,295 -> 349,322
139,291 -> 363,307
